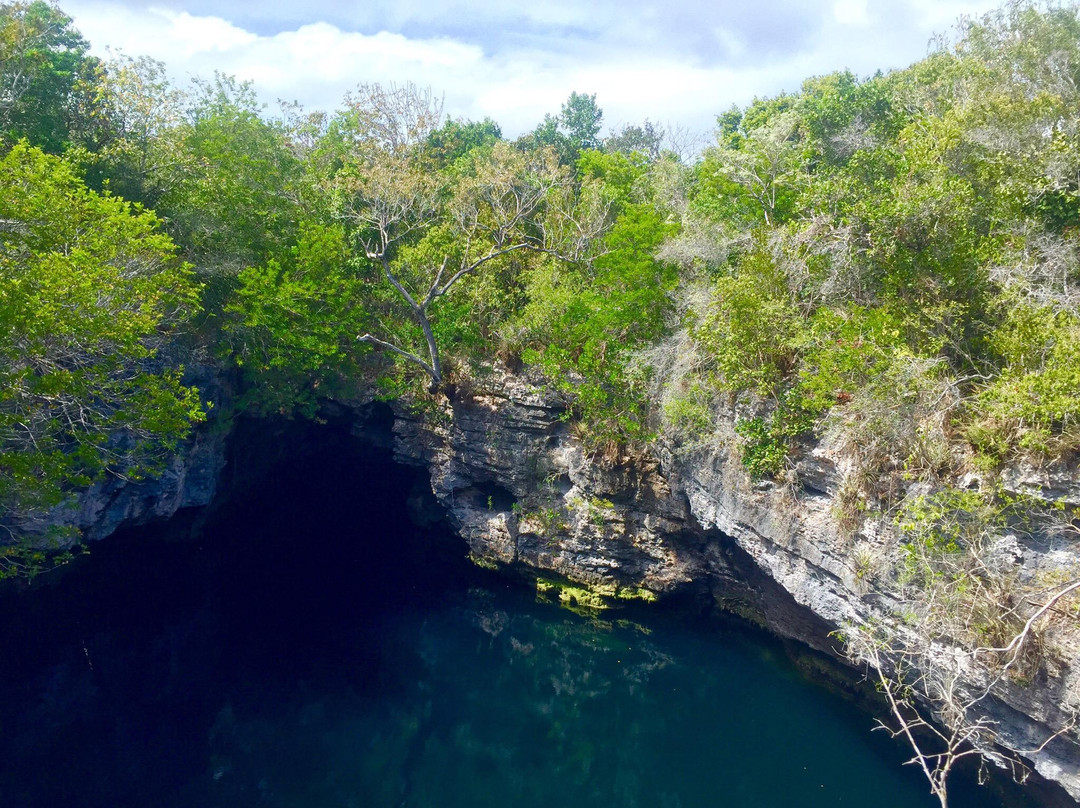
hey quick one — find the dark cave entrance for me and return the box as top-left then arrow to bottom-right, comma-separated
0,410 -> 1069,808
0,409 -> 479,808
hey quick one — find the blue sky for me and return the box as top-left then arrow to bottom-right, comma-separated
62,0 -> 999,139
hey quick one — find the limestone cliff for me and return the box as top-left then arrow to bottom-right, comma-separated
13,367 -> 1080,804
389,370 -> 1080,805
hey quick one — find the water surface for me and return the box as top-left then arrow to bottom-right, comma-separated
0,428 -> 1035,807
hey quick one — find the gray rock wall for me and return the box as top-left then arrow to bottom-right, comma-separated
14,366 -> 1079,803
390,370 -> 1080,805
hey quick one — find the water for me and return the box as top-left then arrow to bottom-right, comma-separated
0,427 -> 1039,808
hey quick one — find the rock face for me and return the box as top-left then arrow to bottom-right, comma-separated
30,427 -> 228,542
15,367 -> 1080,804
4,365 -> 231,546
390,370 -> 1080,806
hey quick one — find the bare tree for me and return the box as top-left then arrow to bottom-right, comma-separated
334,84 -> 607,392
845,578 -> 1080,808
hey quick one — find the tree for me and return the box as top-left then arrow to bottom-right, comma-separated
156,73 -> 306,273
605,119 -> 664,161
425,116 -> 502,167
837,480 -> 1080,808
328,83 -> 599,392
514,149 -> 677,444
0,1 -> 98,153
227,219 -> 369,415
846,580 -> 1080,808
707,110 -> 802,227
560,91 -> 603,153
795,70 -> 900,164
0,143 -> 203,527
519,91 -> 604,165
73,53 -> 188,207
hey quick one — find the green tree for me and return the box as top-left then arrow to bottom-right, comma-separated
560,91 -> 603,152
72,53 -> 189,207
706,109 -> 803,227
0,0 -> 99,153
425,116 -> 502,167
327,83 -> 597,393
519,91 -> 604,165
157,74 -> 306,273
515,150 -> 676,443
227,220 -> 369,415
605,119 -> 664,161
0,142 -> 204,521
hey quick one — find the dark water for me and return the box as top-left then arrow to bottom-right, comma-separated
0,424 -> 1042,808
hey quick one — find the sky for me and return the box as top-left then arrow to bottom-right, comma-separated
61,0 -> 1001,140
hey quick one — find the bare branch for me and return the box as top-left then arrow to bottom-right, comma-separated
976,579 -> 1080,662
332,127 -> 600,391
430,242 -> 535,303
377,256 -> 422,313
357,333 -> 436,383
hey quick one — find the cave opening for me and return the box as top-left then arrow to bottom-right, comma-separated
0,412 -> 482,808
0,411 -> 1062,808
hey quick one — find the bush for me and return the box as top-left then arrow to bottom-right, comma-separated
968,304 -> 1080,460
734,394 -> 815,479
692,247 -> 802,399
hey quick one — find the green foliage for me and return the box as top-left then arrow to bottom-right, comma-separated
519,91 -> 604,165
703,105 -> 803,226
227,220 -> 371,415
734,394 -> 816,480
0,539 -> 83,580
157,74 -> 307,272
795,305 -> 910,415
70,53 -> 187,206
328,97 -> 578,390
604,119 -> 664,160
0,1 -> 99,153
692,247 -> 802,399
896,485 -> 1003,588
969,304 -> 1080,459
516,151 -> 676,445
559,91 -> 603,152
796,70 -> 902,164
0,142 -> 204,515
675,3 -> 1080,478
735,417 -> 788,479
424,117 -> 501,167
662,382 -> 714,444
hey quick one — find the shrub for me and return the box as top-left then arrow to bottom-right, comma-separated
692,247 -> 802,399
968,305 -> 1080,460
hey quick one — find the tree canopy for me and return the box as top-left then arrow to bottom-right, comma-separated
0,1 -> 97,152
2,1 -> 1080,589
0,142 -> 203,524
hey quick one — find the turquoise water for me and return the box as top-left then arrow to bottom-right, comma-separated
0,431 -> 1038,807
196,587 -> 951,808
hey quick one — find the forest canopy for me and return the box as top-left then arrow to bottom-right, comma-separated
2,0 -> 1080,566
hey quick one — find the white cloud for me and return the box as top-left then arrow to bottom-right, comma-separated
832,0 -> 870,27
160,10 -> 259,55
69,5 -> 256,57
234,23 -> 484,94
63,0 -> 1011,139
906,0 -> 991,29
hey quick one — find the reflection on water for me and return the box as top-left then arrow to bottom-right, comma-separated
185,586 -> 1001,808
